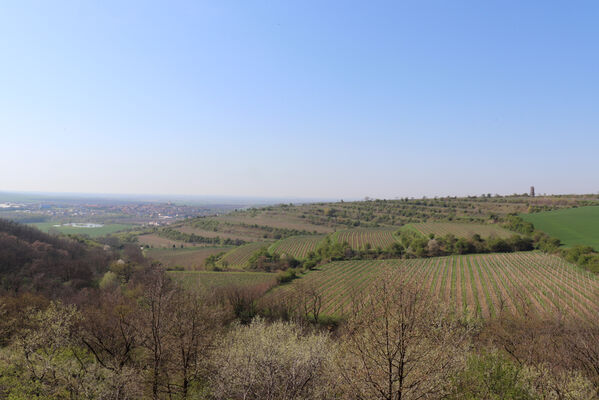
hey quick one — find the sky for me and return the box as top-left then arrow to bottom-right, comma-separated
1,1 -> 598,200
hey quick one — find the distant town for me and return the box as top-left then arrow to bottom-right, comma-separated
0,196 -> 241,227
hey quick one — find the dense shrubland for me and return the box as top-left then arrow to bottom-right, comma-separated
2,262 -> 598,399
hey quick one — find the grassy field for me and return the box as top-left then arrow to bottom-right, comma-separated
404,222 -> 513,239
221,242 -> 270,268
332,228 -> 397,250
169,270 -> 277,291
145,246 -> 232,270
269,235 -> 325,259
30,222 -> 133,237
270,252 -> 599,319
521,206 -> 599,250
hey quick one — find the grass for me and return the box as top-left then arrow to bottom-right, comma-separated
520,206 -> 599,250
30,222 -> 133,237
403,222 -> 513,239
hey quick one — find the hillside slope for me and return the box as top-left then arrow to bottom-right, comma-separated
0,219 -> 111,295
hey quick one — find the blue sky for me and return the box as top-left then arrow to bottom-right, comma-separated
1,1 -> 598,199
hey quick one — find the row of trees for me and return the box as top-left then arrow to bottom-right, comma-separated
397,230 -> 536,258
157,228 -> 246,246
244,231 -> 537,274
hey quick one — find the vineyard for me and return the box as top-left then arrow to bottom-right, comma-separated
169,270 -> 277,291
221,242 -> 270,268
333,228 -> 398,250
269,235 -> 325,259
273,252 -> 599,318
405,222 -> 513,239
145,246 -> 232,270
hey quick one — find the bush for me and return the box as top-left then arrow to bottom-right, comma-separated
210,317 -> 334,400
450,351 -> 535,399
277,268 -> 297,284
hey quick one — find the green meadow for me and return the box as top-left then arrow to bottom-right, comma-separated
30,222 -> 133,237
521,206 -> 599,249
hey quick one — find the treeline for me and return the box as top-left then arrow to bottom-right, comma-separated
157,228 -> 246,246
397,230 -> 535,258
235,222 -> 318,239
241,214 -> 599,274
562,245 -> 599,273
244,231 -> 539,274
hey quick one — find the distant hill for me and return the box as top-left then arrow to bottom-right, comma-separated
140,195 -> 599,270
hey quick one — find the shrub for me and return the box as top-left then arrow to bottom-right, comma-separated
210,317 -> 334,400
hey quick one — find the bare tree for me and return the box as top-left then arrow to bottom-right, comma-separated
337,270 -> 471,400
295,280 -> 323,324
139,269 -> 177,399
79,288 -> 142,374
166,288 -> 224,398
561,303 -> 599,394
215,281 -> 275,324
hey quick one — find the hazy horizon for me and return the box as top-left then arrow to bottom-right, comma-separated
2,1 -> 598,199
1,188 -> 596,207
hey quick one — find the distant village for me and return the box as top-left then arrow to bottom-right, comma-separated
0,200 -> 236,226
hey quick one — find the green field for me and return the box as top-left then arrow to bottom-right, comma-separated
30,222 -> 133,237
521,206 -> 599,249
403,222 -> 513,239
269,252 -> 599,319
168,270 -> 277,291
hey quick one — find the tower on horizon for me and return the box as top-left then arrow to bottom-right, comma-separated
530,186 -> 535,197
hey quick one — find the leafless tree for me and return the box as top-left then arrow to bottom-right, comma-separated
165,288 -> 224,398
139,269 -> 177,399
295,280 -> 323,324
337,270 -> 471,400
